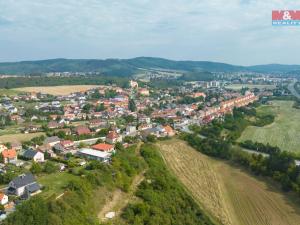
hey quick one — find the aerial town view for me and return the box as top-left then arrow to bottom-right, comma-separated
0,1 -> 300,225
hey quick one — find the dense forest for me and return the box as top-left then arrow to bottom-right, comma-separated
1,57 -> 300,75
0,76 -> 129,89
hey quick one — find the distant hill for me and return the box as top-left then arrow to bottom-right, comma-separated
0,57 -> 299,76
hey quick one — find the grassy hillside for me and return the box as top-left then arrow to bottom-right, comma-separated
158,139 -> 300,225
239,101 -> 300,152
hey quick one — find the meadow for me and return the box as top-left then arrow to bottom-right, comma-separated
225,84 -> 276,90
239,101 -> 300,152
0,132 -> 45,143
158,139 -> 300,225
13,85 -> 101,95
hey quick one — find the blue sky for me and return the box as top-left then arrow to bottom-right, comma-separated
0,0 -> 300,65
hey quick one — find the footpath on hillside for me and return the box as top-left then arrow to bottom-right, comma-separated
98,143 -> 146,222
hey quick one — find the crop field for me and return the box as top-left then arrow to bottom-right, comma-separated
0,132 -> 45,143
13,85 -> 101,95
158,139 -> 300,225
225,84 -> 276,90
239,101 -> 300,152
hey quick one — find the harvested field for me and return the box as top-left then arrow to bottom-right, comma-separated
158,139 -> 300,225
13,85 -> 100,95
0,132 -> 45,143
225,84 -> 276,90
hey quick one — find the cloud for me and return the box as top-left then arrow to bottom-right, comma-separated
0,0 -> 300,65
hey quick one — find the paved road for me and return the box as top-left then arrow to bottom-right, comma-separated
288,81 -> 300,99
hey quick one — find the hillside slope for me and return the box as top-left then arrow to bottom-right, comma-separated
158,139 -> 300,225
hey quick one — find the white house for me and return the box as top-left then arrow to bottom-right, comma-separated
23,149 -> 45,162
78,148 -> 111,163
0,193 -> 8,205
8,173 -> 41,196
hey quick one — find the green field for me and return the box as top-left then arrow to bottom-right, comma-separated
225,84 -> 276,90
239,101 -> 300,152
37,172 -> 81,199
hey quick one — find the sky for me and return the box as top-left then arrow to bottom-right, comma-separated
0,0 -> 300,65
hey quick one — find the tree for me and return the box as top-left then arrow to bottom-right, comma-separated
43,161 -> 58,174
95,103 -> 105,112
115,142 -> 124,151
128,98 -> 136,112
30,162 -> 42,174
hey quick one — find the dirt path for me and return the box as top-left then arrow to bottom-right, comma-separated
98,142 -> 145,222
97,171 -> 145,222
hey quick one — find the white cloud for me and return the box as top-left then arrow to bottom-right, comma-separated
0,0 -> 300,64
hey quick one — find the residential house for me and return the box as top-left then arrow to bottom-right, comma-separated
78,148 -> 111,163
125,125 -> 137,136
75,126 -> 91,136
7,173 -> 41,196
91,143 -> 115,153
11,141 -> 22,151
0,144 -> 7,153
22,149 -> 44,162
106,131 -> 122,144
163,125 -> 175,137
48,121 -> 63,129
0,193 -> 8,205
37,144 -> 56,157
44,136 -> 60,147
89,119 -> 103,128
2,149 -> 17,164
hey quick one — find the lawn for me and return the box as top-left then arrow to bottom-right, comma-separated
239,101 -> 300,152
37,171 -> 81,199
225,84 -> 276,90
158,139 -> 300,225
13,85 -> 101,96
0,132 -> 46,143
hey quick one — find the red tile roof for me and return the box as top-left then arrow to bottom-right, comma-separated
92,143 -> 114,152
75,126 -> 91,135
2,149 -> 17,159
106,131 -> 118,139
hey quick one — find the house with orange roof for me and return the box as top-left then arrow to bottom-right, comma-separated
91,143 -> 115,153
2,149 -> 17,164
163,125 -> 175,137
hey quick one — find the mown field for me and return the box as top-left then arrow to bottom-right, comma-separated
158,139 -> 300,225
0,88 -> 21,96
0,132 -> 45,143
239,101 -> 300,152
13,85 -> 101,95
225,84 -> 276,90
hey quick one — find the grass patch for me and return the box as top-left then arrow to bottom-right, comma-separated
239,101 -> 300,152
0,132 -> 46,143
37,172 -> 81,199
